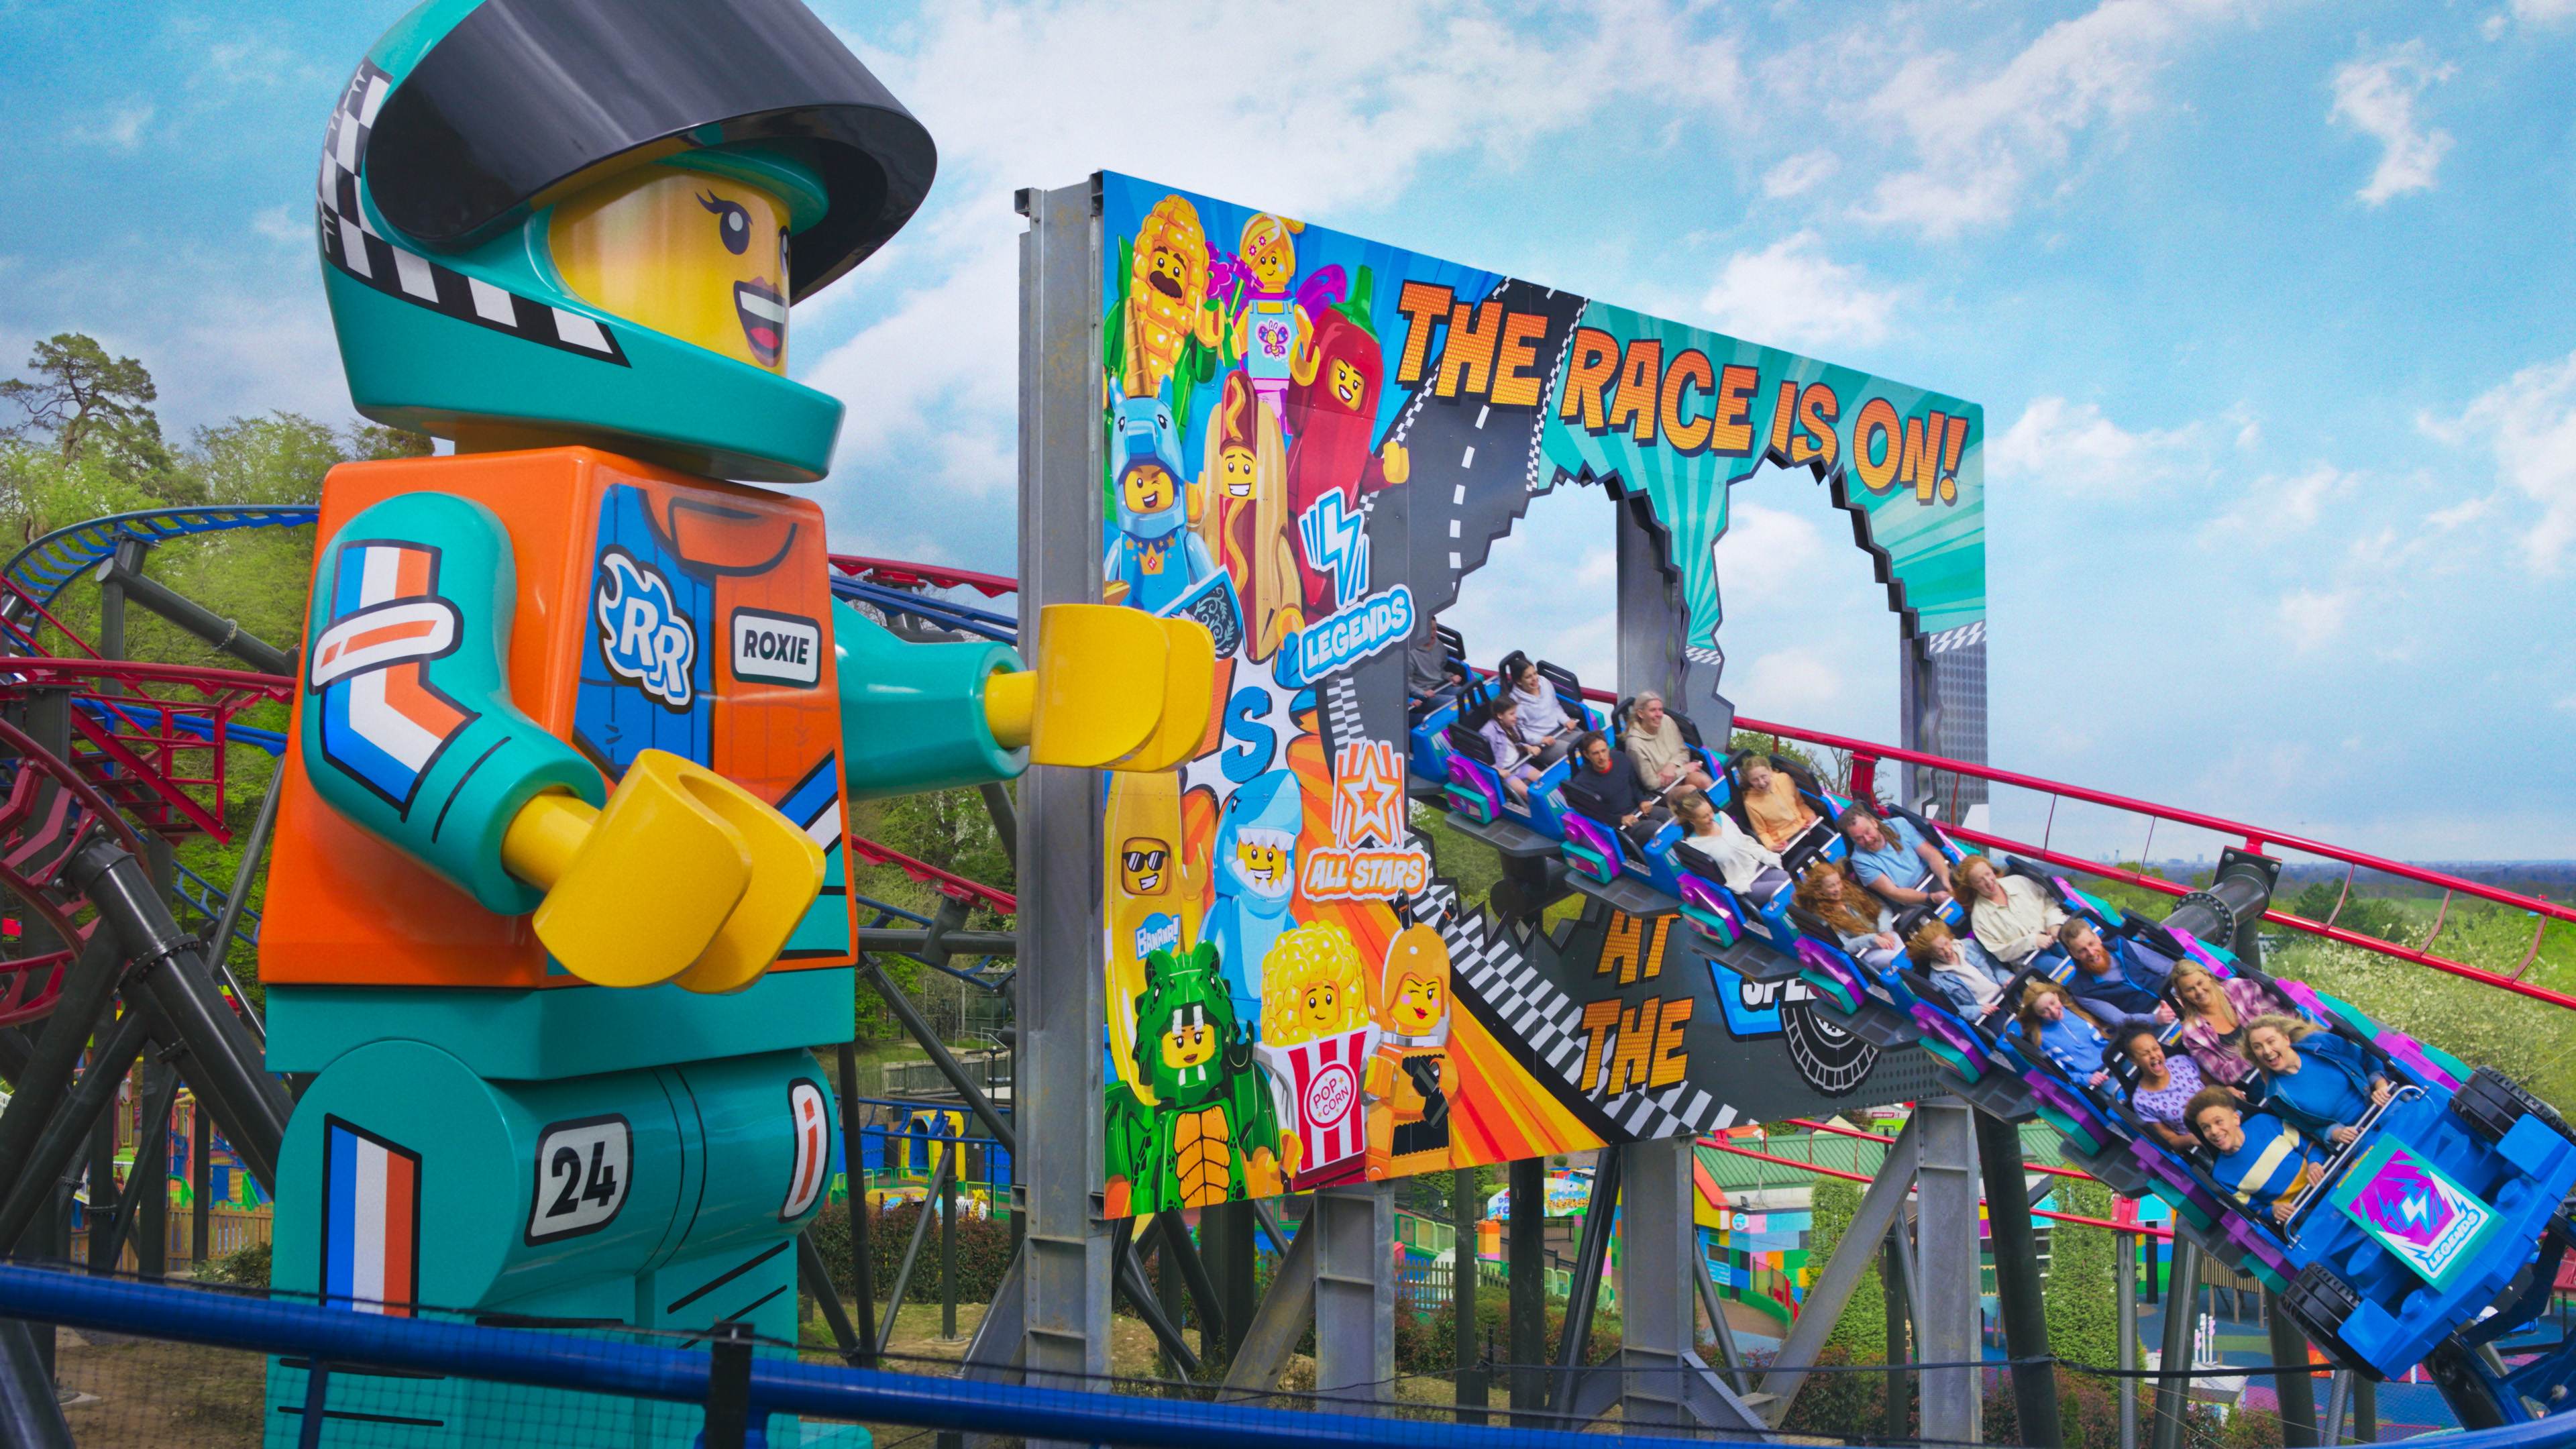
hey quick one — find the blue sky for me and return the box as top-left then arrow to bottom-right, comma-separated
4,0 -> 2573,862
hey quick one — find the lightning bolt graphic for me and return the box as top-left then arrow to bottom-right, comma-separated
1297,492 -> 1369,611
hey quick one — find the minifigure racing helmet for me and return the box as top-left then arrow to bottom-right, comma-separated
317,0 -> 935,483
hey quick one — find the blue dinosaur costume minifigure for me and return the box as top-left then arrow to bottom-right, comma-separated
258,3 -> 1211,1444
1103,392 -> 1215,614
1199,768 -> 1305,1028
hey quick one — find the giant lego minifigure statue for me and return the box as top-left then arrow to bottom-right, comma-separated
260,1 -> 1210,1442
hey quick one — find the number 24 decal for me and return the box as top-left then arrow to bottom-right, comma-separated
525,1114 -> 632,1245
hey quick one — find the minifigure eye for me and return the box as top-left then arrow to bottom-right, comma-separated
778,227 -> 790,280
698,192 -> 751,256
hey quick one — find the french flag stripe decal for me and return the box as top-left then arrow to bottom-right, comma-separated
323,1119 -> 419,1317
782,1081 -> 829,1220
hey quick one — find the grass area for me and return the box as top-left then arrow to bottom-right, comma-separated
1414,806 -> 1585,927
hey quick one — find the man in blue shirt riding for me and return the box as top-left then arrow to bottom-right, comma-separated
1839,806 -> 1953,909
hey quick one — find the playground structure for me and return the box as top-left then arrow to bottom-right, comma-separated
0,4 -> 2566,1446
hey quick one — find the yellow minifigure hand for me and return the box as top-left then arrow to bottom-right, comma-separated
500,749 -> 824,994
1245,1146 -> 1285,1201
983,604 -> 1214,772
1379,439 -> 1409,486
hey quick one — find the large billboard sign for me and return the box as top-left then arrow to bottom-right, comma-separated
1094,172 -> 1982,1218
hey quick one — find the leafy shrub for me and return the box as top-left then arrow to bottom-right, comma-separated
2044,1178 -> 2123,1377
804,1197 -> 1016,1307
206,1239 -> 270,1288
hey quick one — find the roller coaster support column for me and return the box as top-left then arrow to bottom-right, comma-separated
2161,849 -> 2283,972
1916,1100 -> 1984,1444
2117,1230 -> 2138,1449
64,841 -> 290,1186
1549,1146 -> 1620,1415
1454,1168 -> 1485,1422
1509,1155 -> 1546,1424
93,554 -> 294,678
1980,1112 -> 2063,1446
1613,485 -> 1715,1429
2149,1237 -> 2202,1449
1015,178 -> 1111,1412
1621,1138 -> 1701,1430
2265,1287 -> 2319,1446
1760,1118 -> 1921,1428
1311,1181 -> 1395,1413
1886,1229 -> 1913,1439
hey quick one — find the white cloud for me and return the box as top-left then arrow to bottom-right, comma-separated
800,0 -> 1755,567
250,207 -> 307,245
1699,233 -> 1900,350
847,1 -> 1749,220
1762,150 -> 1840,198
2329,42 -> 2455,206
2278,588 -> 2353,651
1738,649 -> 1844,715
1709,501 -> 1827,608
2205,463 -> 2351,535
1854,0 -> 2249,237
2426,350 -> 2576,573
2491,0 -> 2576,36
1987,396 -> 2200,492
72,104 -> 154,151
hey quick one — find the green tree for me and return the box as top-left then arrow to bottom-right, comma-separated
2043,1177 -> 2123,1377
184,413 -> 344,505
1808,1177 -> 1886,1360
0,333 -> 173,482
346,421 -> 437,462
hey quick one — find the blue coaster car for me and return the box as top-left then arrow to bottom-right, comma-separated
1443,727 -> 1577,841
2280,1070 -> 2576,1407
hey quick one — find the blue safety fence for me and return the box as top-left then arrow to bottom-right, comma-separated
0,1263 -> 1798,1449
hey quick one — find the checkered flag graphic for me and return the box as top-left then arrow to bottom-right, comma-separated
315,59 -> 631,366
1319,671 -> 1366,763
1422,879 -> 1746,1142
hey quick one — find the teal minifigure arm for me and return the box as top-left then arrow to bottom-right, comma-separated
833,599 -> 1029,801
299,491 -> 604,916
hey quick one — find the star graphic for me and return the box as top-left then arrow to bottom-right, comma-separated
1336,740 -> 1407,846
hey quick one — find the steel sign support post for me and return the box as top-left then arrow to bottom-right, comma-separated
1310,1181 -> 1395,1413
1914,1099 -> 1982,1446
1015,178 -> 1110,1412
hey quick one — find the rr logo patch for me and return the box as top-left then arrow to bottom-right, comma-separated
594,549 -> 696,709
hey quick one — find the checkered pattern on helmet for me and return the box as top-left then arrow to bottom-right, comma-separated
313,58 -> 631,368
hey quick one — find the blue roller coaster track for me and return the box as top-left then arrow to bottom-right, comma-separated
0,503 -> 319,617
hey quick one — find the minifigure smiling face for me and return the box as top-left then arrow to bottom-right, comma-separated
1242,214 -> 1297,292
1330,357 -> 1366,410
1122,464 -> 1175,516
1218,442 -> 1257,499
1379,922 -> 1452,1036
551,164 -> 798,372
1160,1004 -> 1218,1071
1389,971 -> 1443,1033
1121,837 -> 1171,896
1234,830 -> 1293,896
